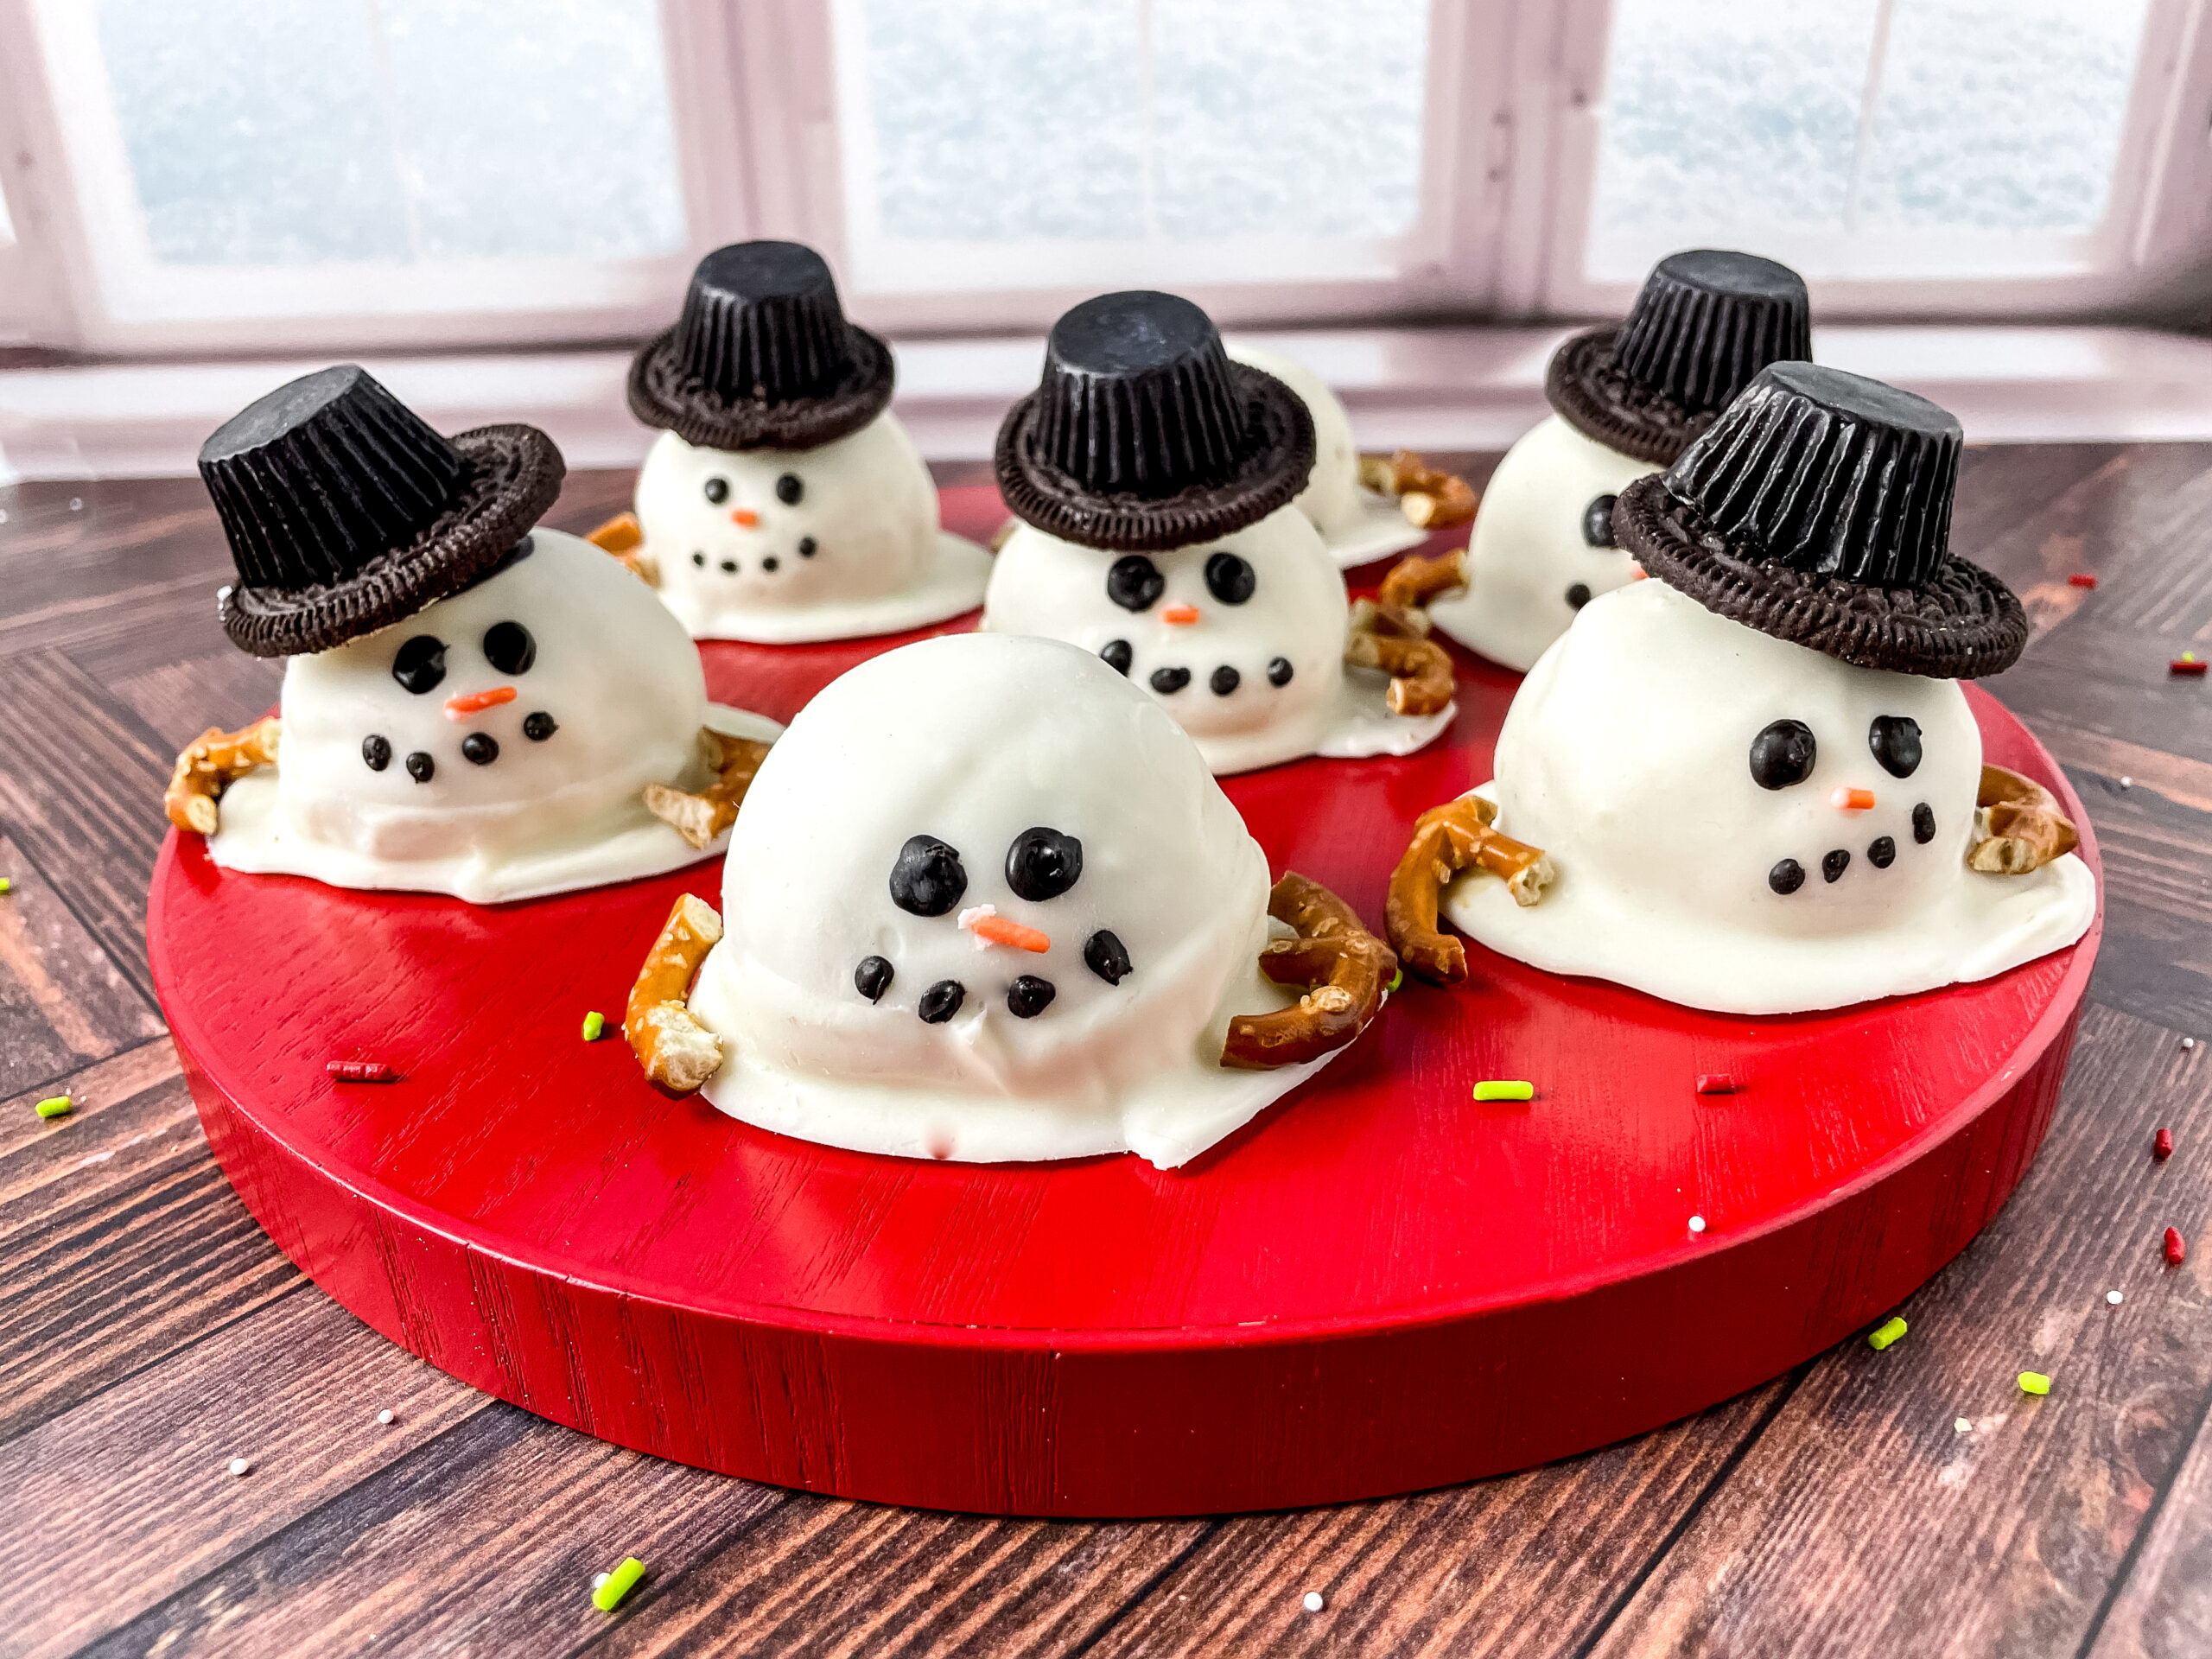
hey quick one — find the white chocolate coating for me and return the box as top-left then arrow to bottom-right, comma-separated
208,528 -> 780,904
684,632 -> 1335,1167
1428,414 -> 1656,671
1229,343 -> 1426,570
635,412 -> 992,643
981,504 -> 1451,775
1443,578 -> 2096,1014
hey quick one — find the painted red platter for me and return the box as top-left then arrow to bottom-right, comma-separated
147,486 -> 2102,1516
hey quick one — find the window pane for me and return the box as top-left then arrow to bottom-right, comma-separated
1857,0 -> 2149,233
92,0 -> 683,267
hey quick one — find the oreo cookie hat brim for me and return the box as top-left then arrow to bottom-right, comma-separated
219,424 -> 566,658
628,322 -> 896,453
1546,326 -> 1717,468
1614,473 -> 2027,679
995,362 -> 1317,552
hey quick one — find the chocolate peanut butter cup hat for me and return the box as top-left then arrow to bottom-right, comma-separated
995,290 -> 1316,552
629,240 -> 894,452
200,365 -> 564,659
1548,249 -> 1812,466
1615,361 -> 2026,678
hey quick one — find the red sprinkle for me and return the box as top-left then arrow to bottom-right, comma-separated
327,1059 -> 396,1083
2068,573 -> 2098,588
2171,658 -> 2209,677
1695,1073 -> 1738,1096
2156,1128 -> 2175,1161
2166,1227 -> 2187,1266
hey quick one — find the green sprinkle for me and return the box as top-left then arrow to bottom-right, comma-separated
2018,1371 -> 2051,1395
35,1095 -> 71,1120
1472,1080 -> 1534,1102
1387,967 -> 1403,993
0,876 -> 12,893
593,1556 -> 645,1611
1866,1316 -> 1908,1351
582,1010 -> 606,1043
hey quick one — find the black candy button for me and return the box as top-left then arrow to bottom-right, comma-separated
482,620 -> 535,676
391,634 -> 447,695
1868,835 -> 1897,868
404,751 -> 435,783
1107,556 -> 1165,613
1150,666 -> 1192,694
1769,858 -> 1805,895
855,955 -> 893,1002
523,711 -> 556,741
361,734 -> 391,772
1582,494 -> 1618,548
1565,582 -> 1592,610
461,733 -> 499,766
1822,849 -> 1851,883
1869,715 -> 1922,779
1205,551 -> 1255,605
918,980 -> 965,1023
1006,826 -> 1083,901
1912,803 -> 1936,843
1268,657 -> 1294,687
1749,719 -> 1816,790
890,834 -> 967,916
1007,976 -> 1056,1019
1211,665 -> 1239,696
1084,929 -> 1132,984
1100,639 -> 1133,675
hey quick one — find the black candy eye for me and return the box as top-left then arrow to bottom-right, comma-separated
776,473 -> 804,505
1205,551 -> 1255,605
889,834 -> 967,916
1084,929 -> 1132,984
1565,583 -> 1592,610
362,734 -> 391,772
391,635 -> 447,694
482,620 -> 536,676
1006,827 -> 1083,901
1107,556 -> 1166,613
1007,976 -> 1056,1019
1582,495 -> 1618,548
855,956 -> 893,1002
1100,639 -> 1133,675
703,477 -> 729,505
1749,719 -> 1817,790
1869,715 -> 1923,779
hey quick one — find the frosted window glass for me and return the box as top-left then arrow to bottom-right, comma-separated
93,0 -> 683,267
1857,0 -> 2150,233
852,0 -> 1426,245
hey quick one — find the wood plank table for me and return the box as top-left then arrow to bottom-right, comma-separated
2,447 -> 2207,1659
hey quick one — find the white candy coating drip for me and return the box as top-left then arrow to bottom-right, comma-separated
1428,414 -> 1656,672
636,413 -> 991,643
1443,579 -> 2096,1014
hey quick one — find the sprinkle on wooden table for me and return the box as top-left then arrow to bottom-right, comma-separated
2107,1290 -> 2124,1305
2068,573 -> 2098,588
1695,1073 -> 1737,1095
2155,1128 -> 2175,1160
2018,1371 -> 2051,1395
581,1010 -> 606,1042
2166,1227 -> 2187,1265
2120,776 -> 2133,788
327,1059 -> 396,1083
0,876 -> 11,893
593,1557 -> 645,1612
1472,1080 -> 1533,1102
2171,653 -> 2208,677
2183,1038 -> 2198,1051
1303,1592 -> 1325,1613
377,1408 -> 395,1425
35,1095 -> 72,1119
227,1457 -> 251,1477
1867,1317 -> 1908,1351
1955,1417 -> 1973,1433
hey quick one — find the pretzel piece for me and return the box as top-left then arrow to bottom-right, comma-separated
1387,795 -> 1554,984
644,728 -> 773,849
1378,546 -> 1468,613
626,892 -> 726,1091
163,717 -> 281,835
1344,626 -> 1455,717
1222,873 -> 1395,1070
587,512 -> 658,585
1357,449 -> 1478,529
1969,765 -> 2079,874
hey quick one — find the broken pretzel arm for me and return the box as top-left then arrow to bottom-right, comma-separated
163,716 -> 281,835
1344,626 -> 1455,717
1357,449 -> 1478,529
1385,795 -> 1554,985
1222,873 -> 1396,1070
626,892 -> 725,1092
1969,764 -> 2079,874
586,512 -> 658,586
645,728 -> 774,850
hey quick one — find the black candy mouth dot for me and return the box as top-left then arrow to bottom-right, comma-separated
1150,666 -> 1192,695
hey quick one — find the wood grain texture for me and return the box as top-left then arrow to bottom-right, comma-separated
2,447 -> 2209,1655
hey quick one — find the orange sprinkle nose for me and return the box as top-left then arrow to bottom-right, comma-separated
730,508 -> 759,528
1832,786 -> 1877,811
443,685 -> 517,721
1161,604 -> 1201,626
963,908 -> 1051,953
1630,563 -> 1649,581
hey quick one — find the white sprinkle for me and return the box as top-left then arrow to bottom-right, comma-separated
593,1572 -> 611,1592
2184,1038 -> 2196,1051
1688,1215 -> 1707,1234
227,1457 -> 251,1477
2120,776 -> 2133,789
2107,1290 -> 2124,1305
1302,1592 -> 1324,1613
68,497 -> 82,511
377,1408 -> 395,1425
1955,1417 -> 1973,1433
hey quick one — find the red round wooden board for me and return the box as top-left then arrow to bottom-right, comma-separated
149,486 -> 2103,1516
